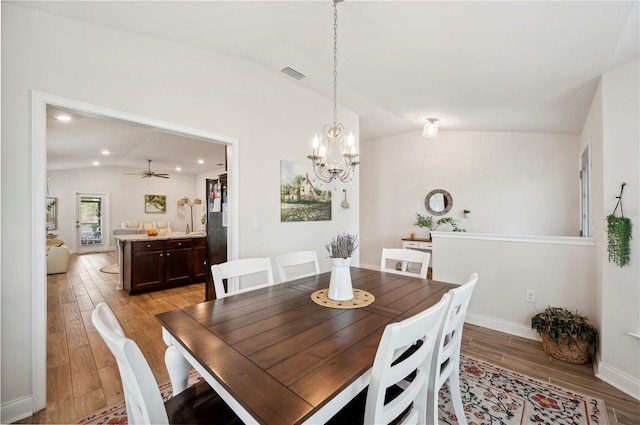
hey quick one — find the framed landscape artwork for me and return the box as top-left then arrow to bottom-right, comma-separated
145,194 -> 166,213
280,160 -> 331,222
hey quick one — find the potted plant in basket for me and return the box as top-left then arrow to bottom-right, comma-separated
531,307 -> 598,364
325,232 -> 358,301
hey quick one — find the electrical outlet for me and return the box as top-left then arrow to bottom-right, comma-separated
525,289 -> 536,303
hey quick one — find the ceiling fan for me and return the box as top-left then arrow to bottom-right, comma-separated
125,159 -> 170,179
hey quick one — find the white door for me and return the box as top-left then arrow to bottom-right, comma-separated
75,192 -> 110,253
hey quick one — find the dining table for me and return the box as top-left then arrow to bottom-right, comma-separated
156,267 -> 455,425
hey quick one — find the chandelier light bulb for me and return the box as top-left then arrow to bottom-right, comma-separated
319,144 -> 327,159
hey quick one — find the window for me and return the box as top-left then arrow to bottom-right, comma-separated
580,146 -> 589,237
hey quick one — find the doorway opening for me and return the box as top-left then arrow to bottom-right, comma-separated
32,91 -> 240,413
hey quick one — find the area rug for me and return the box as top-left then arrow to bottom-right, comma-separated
99,264 -> 119,274
441,355 -> 608,425
75,355 -> 608,425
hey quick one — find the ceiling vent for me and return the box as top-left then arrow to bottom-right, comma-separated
281,67 -> 306,80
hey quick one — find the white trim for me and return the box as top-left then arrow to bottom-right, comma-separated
30,90 -> 240,413
431,231 -> 595,246
596,361 -> 640,401
465,312 -> 540,341
31,91 -> 48,412
0,395 -> 35,424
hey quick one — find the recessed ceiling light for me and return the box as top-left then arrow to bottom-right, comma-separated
101,150 -> 110,155
176,167 -> 182,172
92,161 -> 100,166
197,159 -> 204,164
56,114 -> 72,122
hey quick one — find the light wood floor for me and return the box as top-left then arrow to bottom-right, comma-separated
16,252 -> 640,424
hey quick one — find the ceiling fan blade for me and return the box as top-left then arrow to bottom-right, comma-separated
124,160 -> 170,178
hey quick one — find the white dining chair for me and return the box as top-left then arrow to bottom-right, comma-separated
91,302 -> 240,425
327,292 -> 451,424
275,250 -> 320,282
427,272 -> 479,425
380,248 -> 430,279
211,257 -> 274,299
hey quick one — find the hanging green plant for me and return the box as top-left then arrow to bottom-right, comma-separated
606,183 -> 632,268
607,214 -> 632,267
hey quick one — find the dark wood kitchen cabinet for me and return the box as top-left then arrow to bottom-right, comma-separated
165,239 -> 193,287
192,237 -> 207,282
119,236 -> 205,295
128,240 -> 165,292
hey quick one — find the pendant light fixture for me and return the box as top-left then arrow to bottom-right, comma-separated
308,0 -> 359,184
422,117 -> 440,139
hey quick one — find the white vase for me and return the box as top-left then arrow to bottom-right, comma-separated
328,257 -> 354,301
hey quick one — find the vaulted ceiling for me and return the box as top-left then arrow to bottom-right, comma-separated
13,1 -> 639,172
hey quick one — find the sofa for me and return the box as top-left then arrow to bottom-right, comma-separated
46,239 -> 70,274
121,220 -> 173,235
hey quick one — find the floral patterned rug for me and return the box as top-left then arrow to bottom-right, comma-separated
76,355 -> 608,425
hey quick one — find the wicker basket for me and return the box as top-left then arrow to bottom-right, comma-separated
541,333 -> 590,364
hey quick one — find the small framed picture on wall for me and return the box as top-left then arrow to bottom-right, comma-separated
145,194 -> 166,213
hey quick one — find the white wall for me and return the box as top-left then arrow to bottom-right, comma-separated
48,166 -> 202,250
599,58 -> 640,399
360,130 -> 580,269
432,232 -> 596,339
580,79 -> 605,346
1,5 -> 360,421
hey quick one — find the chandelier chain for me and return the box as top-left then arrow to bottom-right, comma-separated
307,0 -> 358,184
333,0 -> 338,129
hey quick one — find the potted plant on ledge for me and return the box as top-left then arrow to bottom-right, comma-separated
414,213 -> 465,238
531,307 -> 598,364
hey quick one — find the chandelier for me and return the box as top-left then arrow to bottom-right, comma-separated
308,0 -> 359,184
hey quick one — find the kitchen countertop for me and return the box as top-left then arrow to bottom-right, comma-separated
113,232 -> 206,242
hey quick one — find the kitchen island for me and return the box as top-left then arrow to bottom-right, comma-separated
113,233 -> 206,294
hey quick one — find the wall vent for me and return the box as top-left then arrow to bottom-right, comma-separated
281,67 -> 306,80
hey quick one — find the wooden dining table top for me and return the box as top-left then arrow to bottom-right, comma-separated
156,267 -> 455,425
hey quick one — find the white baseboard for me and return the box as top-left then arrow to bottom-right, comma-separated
465,312 -> 540,341
1,395 -> 34,424
596,359 -> 640,401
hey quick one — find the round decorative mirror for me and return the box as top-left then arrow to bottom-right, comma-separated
424,189 -> 453,216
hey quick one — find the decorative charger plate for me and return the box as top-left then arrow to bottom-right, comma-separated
311,288 -> 375,309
